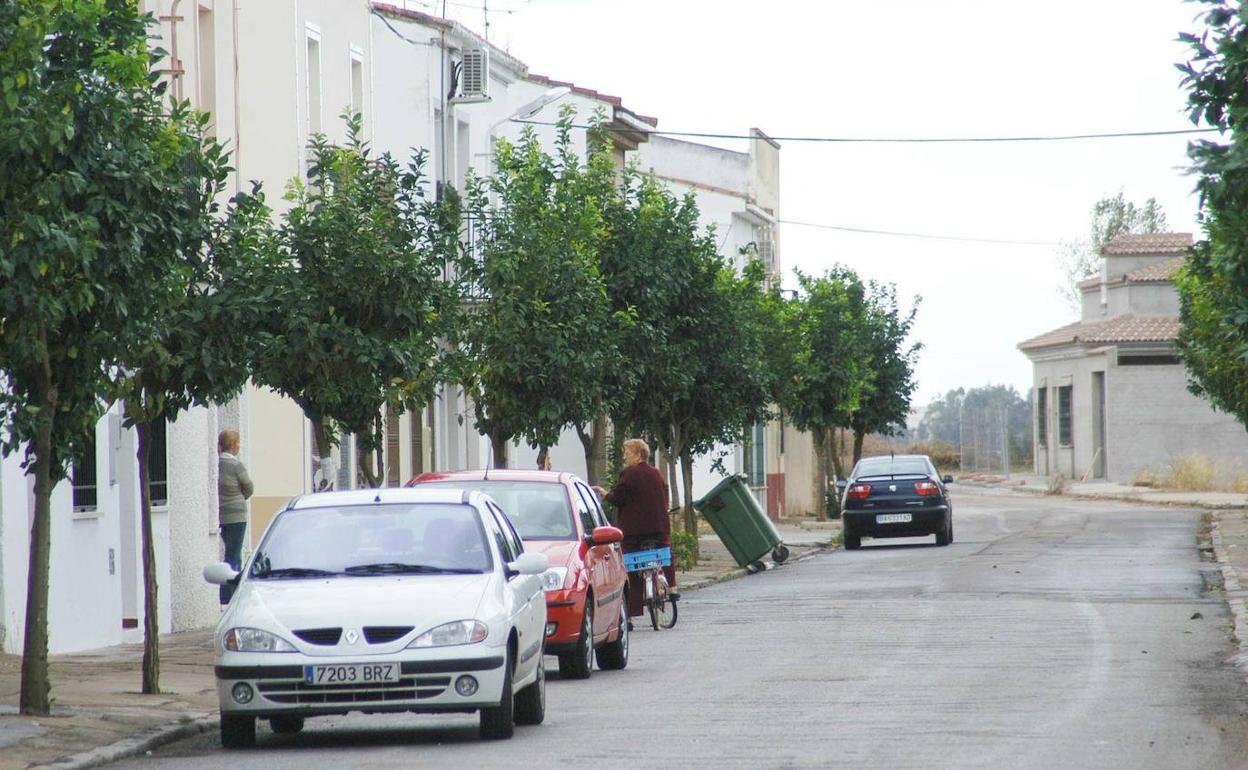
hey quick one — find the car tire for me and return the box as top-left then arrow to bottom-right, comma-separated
220,714 -> 256,749
596,601 -> 629,670
844,534 -> 861,550
558,603 -> 593,680
479,649 -> 515,740
513,652 -> 545,726
269,716 -> 304,735
936,517 -> 952,546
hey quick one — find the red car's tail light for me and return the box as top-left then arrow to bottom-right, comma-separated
914,480 -> 941,497
847,483 -> 872,501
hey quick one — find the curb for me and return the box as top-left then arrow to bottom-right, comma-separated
32,713 -> 217,770
1208,515 -> 1248,683
680,540 -> 835,593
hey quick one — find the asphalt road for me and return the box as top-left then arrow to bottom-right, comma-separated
112,489 -> 1248,769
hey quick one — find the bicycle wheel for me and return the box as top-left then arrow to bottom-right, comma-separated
654,573 -> 677,629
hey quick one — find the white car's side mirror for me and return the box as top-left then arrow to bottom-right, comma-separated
203,562 -> 239,585
508,552 -> 550,576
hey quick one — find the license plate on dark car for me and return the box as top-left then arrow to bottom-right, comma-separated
876,513 -> 912,524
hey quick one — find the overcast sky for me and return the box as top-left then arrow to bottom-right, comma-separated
415,0 -> 1206,410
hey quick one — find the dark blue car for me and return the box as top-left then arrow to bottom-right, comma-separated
839,454 -> 953,550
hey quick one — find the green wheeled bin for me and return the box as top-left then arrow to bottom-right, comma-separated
694,475 -> 790,572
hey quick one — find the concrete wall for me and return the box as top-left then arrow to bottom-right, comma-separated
167,406 -> 222,632
1105,360 -> 1248,482
1030,351 -> 1109,481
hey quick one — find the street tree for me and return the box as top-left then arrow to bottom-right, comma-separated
116,164 -> 276,694
460,113 -> 617,468
666,258 -> 777,542
775,268 -> 872,518
1176,2 -> 1248,431
0,0 -> 218,714
599,172 -> 706,491
848,284 -> 921,465
1058,192 -> 1168,313
252,114 -> 464,488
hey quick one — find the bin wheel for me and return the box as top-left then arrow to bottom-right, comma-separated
747,560 -> 766,574
772,545 -> 790,563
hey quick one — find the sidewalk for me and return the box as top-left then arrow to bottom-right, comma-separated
958,471 -> 1248,509
0,520 -> 837,769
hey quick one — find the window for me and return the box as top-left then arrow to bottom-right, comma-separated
1036,387 -> 1048,448
349,49 -> 364,118
743,422 -> 765,487
1117,354 -> 1181,366
576,482 -> 607,528
483,504 -> 516,563
571,484 -> 597,534
305,27 -> 322,137
148,417 -> 168,507
196,6 -> 216,131
72,432 -> 98,513
1057,386 -> 1073,447
489,503 -> 524,557
417,480 -> 575,540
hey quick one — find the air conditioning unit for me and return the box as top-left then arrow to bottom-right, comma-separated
454,48 -> 490,104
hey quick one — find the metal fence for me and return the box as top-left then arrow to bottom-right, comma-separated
959,405 -> 1011,476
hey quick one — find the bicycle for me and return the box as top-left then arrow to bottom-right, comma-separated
623,543 -> 678,630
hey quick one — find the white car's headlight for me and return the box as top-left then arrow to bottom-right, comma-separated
223,627 -> 297,653
541,566 -> 569,591
407,620 -> 488,648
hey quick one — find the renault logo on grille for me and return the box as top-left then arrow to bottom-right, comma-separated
345,629 -> 359,645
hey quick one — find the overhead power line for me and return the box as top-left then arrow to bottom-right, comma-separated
515,120 -> 1217,144
778,219 -> 1060,247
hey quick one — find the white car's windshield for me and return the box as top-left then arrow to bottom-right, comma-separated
418,481 -> 576,540
250,503 -> 491,579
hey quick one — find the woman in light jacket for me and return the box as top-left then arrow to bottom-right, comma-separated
218,429 -> 254,604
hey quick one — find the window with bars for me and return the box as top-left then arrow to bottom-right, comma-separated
1057,386 -> 1073,447
743,422 -> 766,487
148,417 -> 169,506
72,433 -> 98,513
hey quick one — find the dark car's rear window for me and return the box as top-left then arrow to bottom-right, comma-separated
853,458 -> 930,477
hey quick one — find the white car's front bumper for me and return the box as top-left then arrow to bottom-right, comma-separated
214,648 -> 507,717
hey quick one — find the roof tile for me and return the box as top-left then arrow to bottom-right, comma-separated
1018,314 -> 1180,351
1100,232 -> 1192,256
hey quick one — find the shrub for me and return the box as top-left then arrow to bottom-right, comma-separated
1046,473 -> 1069,495
670,529 -> 698,573
1131,467 -> 1159,488
1163,453 -> 1219,491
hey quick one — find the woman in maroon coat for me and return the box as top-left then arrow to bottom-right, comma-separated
595,438 -> 676,620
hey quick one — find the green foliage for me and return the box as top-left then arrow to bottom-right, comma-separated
459,110 -> 619,460
249,113 -> 464,480
777,268 -> 871,437
1176,3 -> 1248,431
849,283 -> 921,441
1057,192 -> 1168,313
916,385 -> 1033,463
670,529 -> 698,573
1176,240 -> 1248,426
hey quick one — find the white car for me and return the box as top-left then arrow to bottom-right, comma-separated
203,487 -> 549,748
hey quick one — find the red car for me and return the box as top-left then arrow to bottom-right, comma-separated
407,470 -> 629,679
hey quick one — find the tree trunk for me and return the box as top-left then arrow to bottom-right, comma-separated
20,344 -> 55,715
311,418 -> 335,491
589,414 -> 607,485
852,427 -> 865,466
812,426 -> 828,521
829,427 -> 844,480
137,418 -> 160,695
666,454 -> 680,511
575,424 -> 592,477
489,428 -> 509,469
679,450 -> 699,560
536,446 -> 550,470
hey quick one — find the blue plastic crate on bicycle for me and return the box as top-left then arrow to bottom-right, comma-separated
623,547 -> 671,573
